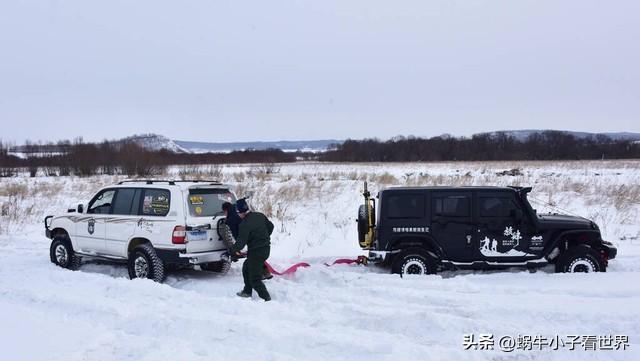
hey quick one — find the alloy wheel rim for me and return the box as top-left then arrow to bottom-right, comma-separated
134,256 -> 149,278
55,244 -> 68,265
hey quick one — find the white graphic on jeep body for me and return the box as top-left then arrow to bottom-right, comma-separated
479,226 -> 532,257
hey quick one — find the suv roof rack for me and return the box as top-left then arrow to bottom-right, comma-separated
118,179 -> 223,185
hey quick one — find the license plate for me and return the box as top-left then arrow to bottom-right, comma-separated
187,230 -> 208,241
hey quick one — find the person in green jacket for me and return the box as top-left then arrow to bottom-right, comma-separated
229,198 -> 274,301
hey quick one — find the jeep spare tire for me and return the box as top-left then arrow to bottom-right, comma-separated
357,204 -> 374,245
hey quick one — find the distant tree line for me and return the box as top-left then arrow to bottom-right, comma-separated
321,131 -> 640,162
0,138 -> 297,177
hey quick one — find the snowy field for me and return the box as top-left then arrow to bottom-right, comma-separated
1,160 -> 639,360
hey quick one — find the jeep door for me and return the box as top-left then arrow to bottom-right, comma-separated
104,188 -> 141,257
76,189 -> 114,254
429,191 -> 475,262
476,191 -> 537,261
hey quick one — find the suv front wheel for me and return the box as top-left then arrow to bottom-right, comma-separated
50,238 -> 82,270
392,248 -> 438,276
555,245 -> 605,273
128,243 -> 167,282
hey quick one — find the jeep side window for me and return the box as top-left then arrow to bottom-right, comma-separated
387,195 -> 424,218
433,195 -> 470,217
141,189 -> 171,217
111,188 -> 140,215
87,189 -> 115,214
480,197 -> 517,217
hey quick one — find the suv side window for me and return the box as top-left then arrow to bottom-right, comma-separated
387,194 -> 425,218
480,196 -> 517,217
433,194 -> 470,217
111,188 -> 141,215
88,189 -> 116,214
141,189 -> 171,216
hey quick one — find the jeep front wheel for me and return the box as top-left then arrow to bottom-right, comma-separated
50,238 -> 82,270
392,248 -> 437,276
555,245 -> 605,273
128,243 -> 167,283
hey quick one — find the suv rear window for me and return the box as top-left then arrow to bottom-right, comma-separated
142,189 -> 171,216
188,188 -> 235,217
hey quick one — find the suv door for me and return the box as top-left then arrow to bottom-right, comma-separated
430,191 -> 475,262
476,191 -> 537,261
185,187 -> 235,253
105,188 -> 141,257
76,189 -> 115,254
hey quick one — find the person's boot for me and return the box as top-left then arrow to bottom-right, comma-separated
258,290 -> 271,302
236,290 -> 252,298
262,270 -> 273,280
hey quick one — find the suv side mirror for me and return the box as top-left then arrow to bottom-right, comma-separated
77,204 -> 84,214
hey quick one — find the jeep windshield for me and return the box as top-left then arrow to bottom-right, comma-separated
187,188 -> 235,217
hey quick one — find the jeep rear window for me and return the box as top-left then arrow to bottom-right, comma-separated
387,195 -> 425,218
188,189 -> 235,217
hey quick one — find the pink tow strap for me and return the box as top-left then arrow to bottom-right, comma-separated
263,256 -> 367,276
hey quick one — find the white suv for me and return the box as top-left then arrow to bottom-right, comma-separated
45,180 -> 237,282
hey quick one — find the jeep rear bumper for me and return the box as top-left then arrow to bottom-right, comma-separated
156,248 -> 228,265
368,250 -> 399,263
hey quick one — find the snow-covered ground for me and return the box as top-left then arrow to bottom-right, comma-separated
1,161 -> 639,360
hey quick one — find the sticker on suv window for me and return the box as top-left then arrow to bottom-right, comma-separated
189,195 -> 204,205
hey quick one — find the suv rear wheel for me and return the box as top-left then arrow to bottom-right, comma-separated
392,248 -> 437,276
128,243 -> 167,282
555,245 -> 605,273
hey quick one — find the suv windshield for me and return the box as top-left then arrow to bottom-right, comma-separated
188,188 -> 235,217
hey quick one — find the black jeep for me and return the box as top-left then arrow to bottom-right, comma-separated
357,183 -> 617,275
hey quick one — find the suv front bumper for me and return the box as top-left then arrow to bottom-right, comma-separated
156,248 -> 228,265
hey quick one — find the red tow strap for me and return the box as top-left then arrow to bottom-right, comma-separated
263,256 -> 368,276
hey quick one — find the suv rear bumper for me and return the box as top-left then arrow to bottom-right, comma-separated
156,248 -> 227,265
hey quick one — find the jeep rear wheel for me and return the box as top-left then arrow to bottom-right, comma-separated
392,248 -> 438,276
128,243 -> 166,283
555,245 -> 605,273
49,238 -> 82,270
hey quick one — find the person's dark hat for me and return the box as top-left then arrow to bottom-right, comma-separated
236,198 -> 249,213
222,202 -> 232,211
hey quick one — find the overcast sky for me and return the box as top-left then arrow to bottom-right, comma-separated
0,0 -> 638,144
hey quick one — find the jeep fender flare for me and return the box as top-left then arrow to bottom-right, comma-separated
544,229 -> 602,258
388,235 -> 445,260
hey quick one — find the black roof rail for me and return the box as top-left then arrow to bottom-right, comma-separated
117,179 -> 222,185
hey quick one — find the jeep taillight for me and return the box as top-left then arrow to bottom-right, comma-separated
172,226 -> 186,244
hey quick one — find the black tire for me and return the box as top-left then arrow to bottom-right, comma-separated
217,218 -> 236,249
555,245 -> 605,273
391,248 -> 438,276
357,204 -> 373,245
128,243 -> 166,282
201,260 -> 231,274
49,238 -> 82,270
